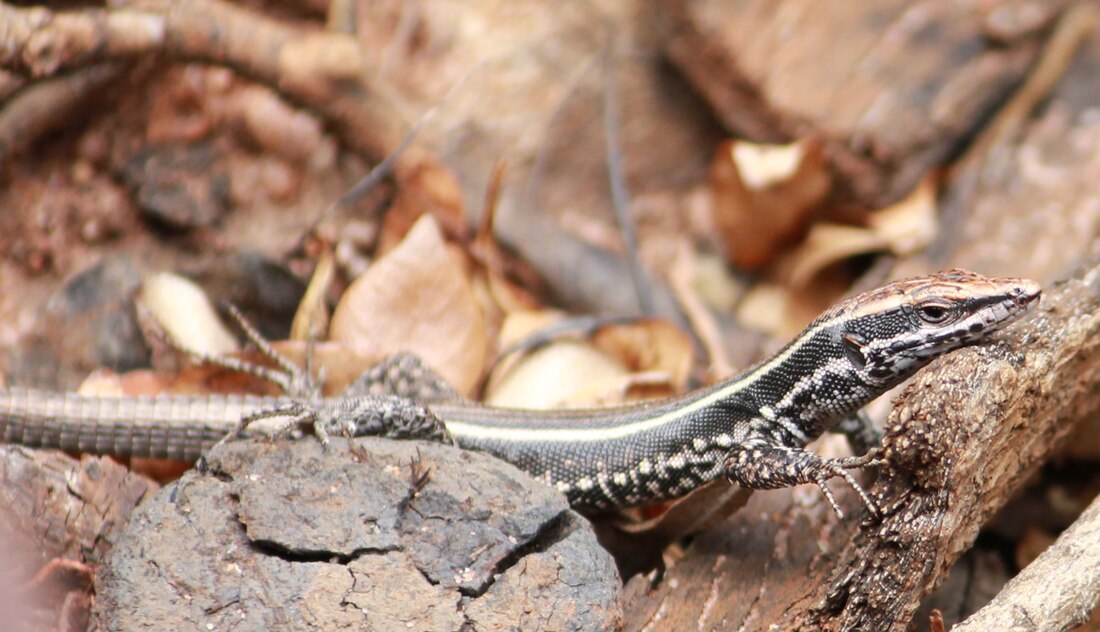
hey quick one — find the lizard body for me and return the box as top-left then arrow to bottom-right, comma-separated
0,269 -> 1040,515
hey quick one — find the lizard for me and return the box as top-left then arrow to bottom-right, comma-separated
0,268 -> 1040,519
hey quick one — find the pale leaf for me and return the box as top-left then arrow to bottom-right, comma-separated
330,214 -> 488,396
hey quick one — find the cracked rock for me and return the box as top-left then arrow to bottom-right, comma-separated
93,438 -> 622,630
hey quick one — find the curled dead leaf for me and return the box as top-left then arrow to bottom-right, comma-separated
496,309 -> 568,349
867,175 -> 938,256
590,319 -> 693,392
139,272 -> 238,357
383,158 -> 467,252
710,138 -> 831,269
484,310 -> 691,409
785,223 -> 886,289
289,247 -> 335,342
484,341 -> 630,409
783,177 -> 938,288
268,340 -> 378,395
736,274 -> 850,341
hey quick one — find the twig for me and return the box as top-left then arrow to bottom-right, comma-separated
0,63 -> 124,165
602,39 -> 654,316
0,0 -> 408,162
313,61 -> 484,227
518,53 -> 599,221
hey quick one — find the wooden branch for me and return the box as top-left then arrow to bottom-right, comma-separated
0,63 -> 124,163
953,491 -> 1100,631
0,0 -> 409,162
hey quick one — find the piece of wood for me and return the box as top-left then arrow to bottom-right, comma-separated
952,491 -> 1100,632
0,0 -> 408,163
0,447 -> 159,628
929,4 -> 1100,286
0,448 -> 159,567
658,0 -> 1067,206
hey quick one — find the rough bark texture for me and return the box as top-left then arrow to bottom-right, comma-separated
93,437 -> 622,631
928,6 -> 1100,287
0,448 -> 159,630
624,264 -> 1100,631
658,0 -> 1055,206
952,492 -> 1100,632
0,448 -> 159,567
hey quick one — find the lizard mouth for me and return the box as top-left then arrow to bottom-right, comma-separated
1006,278 -> 1042,312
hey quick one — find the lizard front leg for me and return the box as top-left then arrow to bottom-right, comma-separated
724,441 -> 883,519
215,394 -> 454,454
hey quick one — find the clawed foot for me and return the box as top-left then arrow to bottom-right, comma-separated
725,444 -> 885,521
210,400 -> 322,453
809,449 -> 884,520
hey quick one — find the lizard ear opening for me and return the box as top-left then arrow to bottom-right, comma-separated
842,333 -> 868,369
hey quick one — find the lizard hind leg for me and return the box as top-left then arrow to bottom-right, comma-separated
342,353 -> 460,403
207,400 -> 317,455
315,396 -> 455,446
156,302 -> 323,399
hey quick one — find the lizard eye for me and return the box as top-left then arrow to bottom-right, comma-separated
916,303 -> 952,324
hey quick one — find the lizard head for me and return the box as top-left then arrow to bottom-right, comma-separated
834,269 -> 1041,387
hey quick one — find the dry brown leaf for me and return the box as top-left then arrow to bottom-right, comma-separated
736,282 -> 792,339
485,309 -> 690,410
468,274 -> 506,351
78,369 -> 144,397
482,308 -> 566,393
785,223 -> 886,289
667,244 -> 738,378
381,159 -> 467,253
590,319 -> 693,392
484,341 -> 630,409
617,373 -> 682,402
482,270 -> 541,315
330,214 -> 488,396
867,175 -> 939,255
781,178 -> 936,289
268,340 -> 379,395
289,246 -> 335,342
736,275 -> 849,341
77,368 -> 198,479
689,250 -> 743,314
495,309 -> 567,349
710,138 -> 831,269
